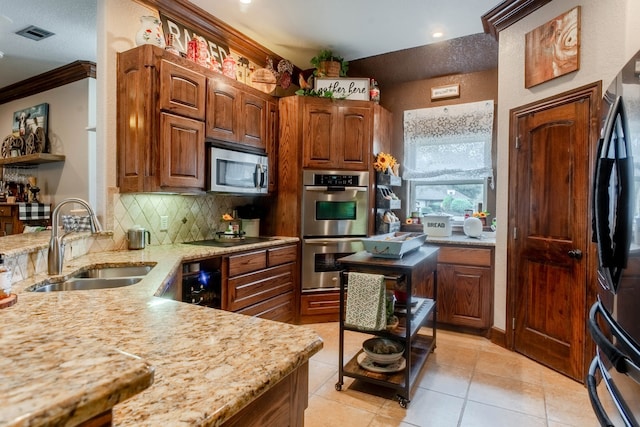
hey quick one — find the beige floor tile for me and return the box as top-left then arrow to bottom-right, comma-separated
308,359 -> 337,395
460,401 -> 546,427
474,348 -> 546,385
305,322 -> 604,426
377,387 -> 465,427
305,394 -> 376,427
467,371 -> 546,418
366,416 -> 417,427
416,359 -> 473,398
316,375 -> 389,413
544,381 -> 601,426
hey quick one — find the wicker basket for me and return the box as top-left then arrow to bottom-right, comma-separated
318,60 -> 341,77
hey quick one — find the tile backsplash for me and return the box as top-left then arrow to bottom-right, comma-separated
111,192 -> 257,249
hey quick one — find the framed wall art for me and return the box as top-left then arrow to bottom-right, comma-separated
525,6 -> 581,88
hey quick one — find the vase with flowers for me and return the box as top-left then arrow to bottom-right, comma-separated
373,152 -> 399,176
472,210 -> 490,226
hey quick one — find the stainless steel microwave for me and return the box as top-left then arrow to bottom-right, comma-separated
208,146 -> 268,194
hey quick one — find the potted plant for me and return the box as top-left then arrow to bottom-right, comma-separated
310,49 -> 349,77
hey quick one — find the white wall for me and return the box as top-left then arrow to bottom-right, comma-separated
0,79 -> 95,205
493,0 -> 640,330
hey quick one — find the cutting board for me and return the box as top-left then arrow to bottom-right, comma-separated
0,294 -> 17,309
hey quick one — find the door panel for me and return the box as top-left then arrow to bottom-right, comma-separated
509,84 -> 599,382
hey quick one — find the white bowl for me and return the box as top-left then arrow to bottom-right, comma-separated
463,217 -> 483,238
362,338 -> 404,364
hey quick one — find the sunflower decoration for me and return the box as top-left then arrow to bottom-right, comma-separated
373,152 -> 398,174
472,211 -> 490,219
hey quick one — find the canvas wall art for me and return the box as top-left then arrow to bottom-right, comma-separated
525,6 -> 581,88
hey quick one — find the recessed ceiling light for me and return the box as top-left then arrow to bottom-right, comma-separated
240,0 -> 251,4
432,32 -> 443,38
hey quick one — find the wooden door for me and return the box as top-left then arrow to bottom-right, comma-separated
206,78 -> 239,142
160,113 -> 205,189
508,84 -> 599,382
337,105 -> 371,170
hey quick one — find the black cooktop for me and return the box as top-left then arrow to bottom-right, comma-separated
184,237 -> 276,248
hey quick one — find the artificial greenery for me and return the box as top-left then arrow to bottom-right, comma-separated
310,49 -> 349,77
294,88 -> 334,98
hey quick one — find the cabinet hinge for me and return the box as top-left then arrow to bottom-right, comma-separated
513,227 -> 517,240
512,317 -> 516,329
515,136 -> 520,149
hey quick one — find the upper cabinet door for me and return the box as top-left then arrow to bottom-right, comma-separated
302,100 -> 336,168
240,92 -> 267,150
159,60 -> 206,121
339,105 -> 371,169
206,78 -> 240,142
160,113 -> 205,189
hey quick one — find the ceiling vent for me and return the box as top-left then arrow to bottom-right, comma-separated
15,25 -> 54,41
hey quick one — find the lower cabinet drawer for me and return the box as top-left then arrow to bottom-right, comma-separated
236,291 -> 294,323
300,291 -> 341,323
227,263 -> 294,311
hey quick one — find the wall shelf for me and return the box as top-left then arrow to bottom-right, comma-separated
0,153 -> 65,166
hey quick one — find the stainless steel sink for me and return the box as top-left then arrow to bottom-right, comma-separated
27,264 -> 155,292
32,277 -> 143,292
70,265 -> 153,279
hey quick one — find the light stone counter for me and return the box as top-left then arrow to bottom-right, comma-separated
2,236 -> 323,427
424,231 -> 496,247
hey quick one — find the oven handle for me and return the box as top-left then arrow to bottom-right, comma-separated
304,237 -> 364,244
304,186 -> 367,192
587,356 -> 616,427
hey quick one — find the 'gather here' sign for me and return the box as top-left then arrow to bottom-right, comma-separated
314,78 -> 371,101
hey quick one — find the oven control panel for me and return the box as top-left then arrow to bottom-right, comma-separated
304,170 -> 369,187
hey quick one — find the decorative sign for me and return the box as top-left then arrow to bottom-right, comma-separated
314,78 -> 370,101
525,6 -> 580,88
160,13 -> 230,65
430,84 -> 460,100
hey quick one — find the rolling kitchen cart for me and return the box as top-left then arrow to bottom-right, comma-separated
336,246 -> 439,407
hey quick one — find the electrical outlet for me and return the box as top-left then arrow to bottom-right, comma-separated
160,215 -> 169,231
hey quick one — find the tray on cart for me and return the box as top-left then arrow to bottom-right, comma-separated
361,232 -> 426,258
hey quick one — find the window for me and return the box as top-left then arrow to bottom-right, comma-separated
403,100 -> 494,218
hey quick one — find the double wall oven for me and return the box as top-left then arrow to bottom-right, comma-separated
301,170 -> 369,290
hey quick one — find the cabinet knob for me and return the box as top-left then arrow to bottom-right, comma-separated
567,249 -> 583,260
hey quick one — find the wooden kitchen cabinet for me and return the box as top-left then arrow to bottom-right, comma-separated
117,44 -> 207,193
300,97 -> 372,170
434,245 -> 494,332
224,243 -> 298,323
205,77 -> 272,151
0,204 -> 24,235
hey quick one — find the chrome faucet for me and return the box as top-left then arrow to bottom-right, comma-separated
48,198 -> 103,275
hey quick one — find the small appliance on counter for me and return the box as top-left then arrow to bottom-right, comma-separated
127,226 -> 150,250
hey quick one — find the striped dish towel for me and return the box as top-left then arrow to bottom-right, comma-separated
345,272 -> 386,331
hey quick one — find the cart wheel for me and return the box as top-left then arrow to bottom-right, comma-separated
398,396 -> 408,408
335,383 -> 342,391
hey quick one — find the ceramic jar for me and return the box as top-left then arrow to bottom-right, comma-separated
135,16 -> 165,48
222,56 -> 237,79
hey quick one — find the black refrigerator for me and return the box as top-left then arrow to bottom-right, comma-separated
588,51 -> 640,426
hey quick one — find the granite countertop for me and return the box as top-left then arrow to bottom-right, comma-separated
425,231 -> 496,247
2,236 -> 323,427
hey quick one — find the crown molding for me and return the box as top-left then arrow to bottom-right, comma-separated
0,61 -> 96,105
481,0 -> 552,39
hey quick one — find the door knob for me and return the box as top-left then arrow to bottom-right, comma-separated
568,249 -> 583,259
